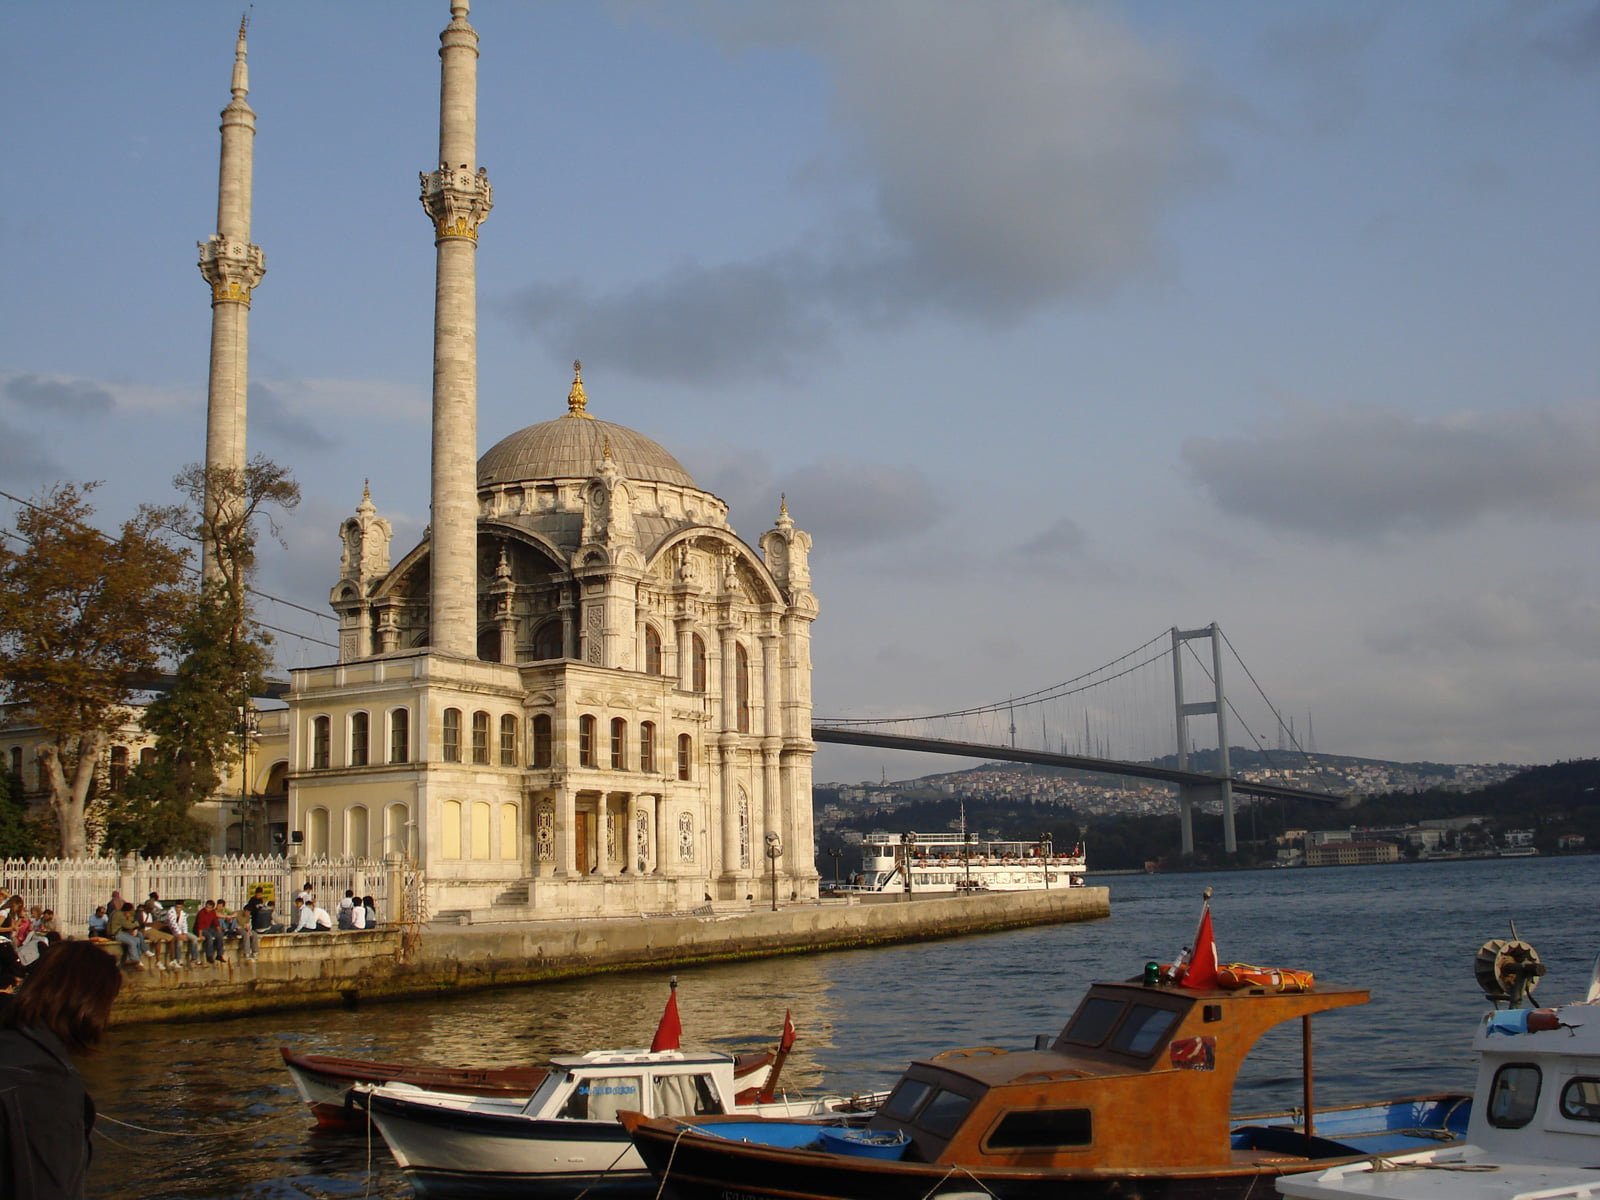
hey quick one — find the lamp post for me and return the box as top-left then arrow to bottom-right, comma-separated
901,831 -> 916,901
826,847 -> 843,887
1040,831 -> 1054,891
765,832 -> 783,911
237,704 -> 260,855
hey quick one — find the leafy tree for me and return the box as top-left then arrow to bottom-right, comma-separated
0,484 -> 189,857
0,767 -> 39,858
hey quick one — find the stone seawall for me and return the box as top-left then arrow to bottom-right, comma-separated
108,887 -> 1108,1025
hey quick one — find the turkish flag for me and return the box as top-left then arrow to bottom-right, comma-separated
780,1009 -> 797,1053
1180,906 -> 1219,991
651,985 -> 683,1051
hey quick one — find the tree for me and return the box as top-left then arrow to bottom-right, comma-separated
0,484 -> 190,857
0,767 -> 39,858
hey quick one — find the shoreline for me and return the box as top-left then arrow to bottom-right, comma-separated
106,886 -> 1110,1026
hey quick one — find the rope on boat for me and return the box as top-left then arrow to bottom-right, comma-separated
918,1164 -> 998,1198
572,1142 -> 637,1199
652,1125 -> 693,1200
95,1108 -> 306,1139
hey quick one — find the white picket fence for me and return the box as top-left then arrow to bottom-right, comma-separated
0,854 -> 401,935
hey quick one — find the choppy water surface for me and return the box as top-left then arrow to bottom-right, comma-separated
81,856 -> 1596,1197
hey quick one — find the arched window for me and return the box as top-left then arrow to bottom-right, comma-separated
348,805 -> 369,856
471,710 -> 490,764
385,802 -> 411,857
499,804 -> 519,861
532,620 -> 563,660
578,714 -> 596,768
312,716 -> 331,769
610,718 -> 627,770
442,708 -> 462,763
639,721 -> 656,773
690,633 -> 708,692
499,714 -> 517,766
532,714 -> 553,769
140,747 -> 156,766
308,807 -> 330,856
644,625 -> 663,675
471,801 -> 492,859
350,712 -> 370,767
8,747 -> 21,782
389,708 -> 410,763
677,734 -> 692,781
477,627 -> 501,663
442,800 -> 463,859
736,643 -> 751,733
109,746 -> 129,792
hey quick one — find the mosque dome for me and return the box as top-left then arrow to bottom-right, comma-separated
477,363 -> 696,489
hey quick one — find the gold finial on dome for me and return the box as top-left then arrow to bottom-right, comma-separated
779,493 -> 789,518
602,436 -> 613,460
566,359 -> 593,419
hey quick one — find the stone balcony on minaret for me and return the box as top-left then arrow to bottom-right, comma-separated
197,235 -> 266,306
420,163 -> 492,242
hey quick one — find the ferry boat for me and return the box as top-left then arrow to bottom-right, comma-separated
1277,934 -> 1600,1200
621,893 -> 1472,1200
832,831 -> 1086,895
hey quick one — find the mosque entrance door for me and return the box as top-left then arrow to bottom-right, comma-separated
575,811 -> 592,875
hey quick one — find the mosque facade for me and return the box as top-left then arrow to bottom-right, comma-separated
275,4 -> 820,916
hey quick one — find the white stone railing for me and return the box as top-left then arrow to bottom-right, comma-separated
0,853 -> 406,934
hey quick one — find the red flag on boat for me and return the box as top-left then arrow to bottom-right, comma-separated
1179,894 -> 1219,991
650,979 -> 683,1051
780,1009 -> 796,1053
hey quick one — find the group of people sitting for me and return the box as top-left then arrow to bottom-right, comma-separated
0,894 -> 63,975
82,883 -> 381,971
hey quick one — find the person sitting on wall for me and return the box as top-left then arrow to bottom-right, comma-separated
310,899 -> 334,932
195,901 -> 225,965
292,898 -> 315,932
163,903 -> 201,968
106,903 -> 146,970
362,896 -> 378,928
336,890 -> 356,930
137,901 -> 175,970
349,897 -> 366,930
86,906 -> 109,940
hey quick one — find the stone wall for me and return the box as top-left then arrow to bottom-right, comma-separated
107,888 -> 1108,1025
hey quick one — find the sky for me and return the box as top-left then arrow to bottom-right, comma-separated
2,1 -> 1596,785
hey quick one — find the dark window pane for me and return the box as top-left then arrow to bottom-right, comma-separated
988,1109 -> 1093,1150
1110,1005 -> 1178,1056
1062,998 -> 1124,1047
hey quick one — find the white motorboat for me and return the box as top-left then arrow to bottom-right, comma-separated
1278,936 -> 1600,1200
358,1045 -> 879,1197
831,830 -> 1086,895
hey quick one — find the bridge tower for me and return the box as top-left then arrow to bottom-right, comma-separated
1171,624 -> 1236,856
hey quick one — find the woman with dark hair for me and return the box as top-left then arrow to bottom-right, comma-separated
0,940 -> 122,1199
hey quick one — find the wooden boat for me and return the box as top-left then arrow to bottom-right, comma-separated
1278,936 -> 1600,1200
621,893 -> 1473,1200
282,978 -> 773,1132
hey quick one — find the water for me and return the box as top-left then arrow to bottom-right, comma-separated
80,856 -> 1597,1197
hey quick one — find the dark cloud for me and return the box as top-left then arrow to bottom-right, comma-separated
2,373 -> 114,415
0,415 -> 65,482
1455,2 -> 1600,78
513,2 -> 1210,383
1254,10 -> 1385,136
250,381 -> 336,452
1181,406 -> 1600,541
1015,516 -> 1088,558
773,460 -> 945,550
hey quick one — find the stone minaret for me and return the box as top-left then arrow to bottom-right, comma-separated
197,16 -> 266,582
420,0 -> 492,656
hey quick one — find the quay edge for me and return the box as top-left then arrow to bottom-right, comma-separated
106,887 -> 1109,1026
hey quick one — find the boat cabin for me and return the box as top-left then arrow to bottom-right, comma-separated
520,1048 -> 743,1123
864,978 -> 1368,1170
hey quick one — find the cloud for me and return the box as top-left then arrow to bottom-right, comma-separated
0,415 -> 65,482
1181,406 -> 1600,540
1367,575 -> 1600,659
250,380 -> 336,452
2,373 -> 115,416
1015,516 -> 1089,558
514,1 -> 1210,383
774,460 -> 946,550
1254,10 -> 1385,136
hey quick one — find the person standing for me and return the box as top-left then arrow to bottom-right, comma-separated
0,940 -> 123,1198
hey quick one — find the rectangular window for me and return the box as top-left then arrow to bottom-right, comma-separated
389,710 -> 410,763
1489,1064 -> 1541,1129
472,710 -> 490,765
881,1079 -> 934,1123
610,719 -> 626,770
500,714 -> 517,766
640,722 -> 655,773
917,1090 -> 973,1138
1061,997 -> 1124,1048
985,1108 -> 1093,1150
558,1074 -> 643,1121
1109,1005 -> 1179,1057
532,715 -> 552,769
350,713 -> 370,767
579,715 -> 595,768
312,717 -> 331,770
443,709 -> 462,763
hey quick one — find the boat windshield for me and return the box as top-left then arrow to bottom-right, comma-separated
1109,1005 -> 1179,1056
1061,997 -> 1124,1047
880,1078 -> 934,1122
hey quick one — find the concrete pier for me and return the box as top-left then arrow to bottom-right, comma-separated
108,887 -> 1108,1025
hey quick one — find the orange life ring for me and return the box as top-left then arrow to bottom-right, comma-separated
1216,963 -> 1315,993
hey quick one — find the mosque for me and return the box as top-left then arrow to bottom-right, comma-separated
203,3 -> 821,916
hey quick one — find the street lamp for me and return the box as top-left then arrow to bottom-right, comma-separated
1040,831 -> 1054,891
826,847 -> 843,887
901,831 -> 917,900
764,832 -> 783,911
237,704 -> 260,856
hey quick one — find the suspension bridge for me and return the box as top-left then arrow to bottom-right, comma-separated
813,624 -> 1345,857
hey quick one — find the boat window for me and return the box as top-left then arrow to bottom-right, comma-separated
1109,1004 -> 1179,1056
1487,1063 -> 1541,1129
1061,997 -> 1125,1047
916,1089 -> 974,1137
985,1108 -> 1093,1150
558,1074 -> 644,1121
653,1072 -> 724,1116
881,1078 -> 935,1122
1559,1077 -> 1600,1122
